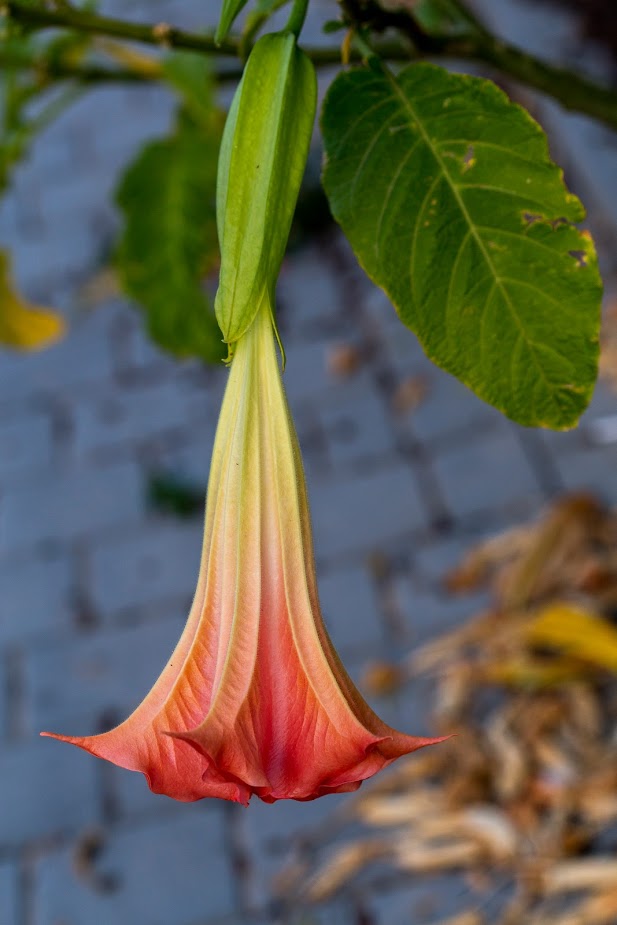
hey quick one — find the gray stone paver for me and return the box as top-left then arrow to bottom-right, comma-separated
0,412 -> 54,483
311,462 -> 427,562
0,553 -> 75,645
1,460 -> 143,553
0,862 -> 19,925
72,379 -> 198,458
25,615 -> 186,733
432,422 -> 544,524
1,1 -> 617,923
33,811 -> 234,925
0,742 -> 100,847
319,384 -> 396,469
89,521 -> 202,619
318,563 -> 386,655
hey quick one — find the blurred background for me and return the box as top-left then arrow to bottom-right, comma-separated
1,1 -> 617,923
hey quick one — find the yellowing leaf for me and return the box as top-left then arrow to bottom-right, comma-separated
527,601 -> 617,672
0,251 -> 65,350
483,655 -> 590,689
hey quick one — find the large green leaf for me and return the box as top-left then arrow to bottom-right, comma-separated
322,62 -> 602,429
115,114 -> 224,363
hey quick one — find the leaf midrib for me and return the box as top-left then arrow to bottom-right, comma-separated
383,67 -> 563,412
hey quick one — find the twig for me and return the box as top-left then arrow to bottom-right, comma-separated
5,0 -> 617,130
0,53 -> 156,83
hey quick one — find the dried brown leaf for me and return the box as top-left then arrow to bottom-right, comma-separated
305,839 -> 390,901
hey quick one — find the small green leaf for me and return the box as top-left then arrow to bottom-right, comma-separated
115,114 -> 224,363
322,62 -> 602,429
412,0 -> 480,36
148,472 -> 204,518
216,0 -> 250,44
322,20 -> 345,34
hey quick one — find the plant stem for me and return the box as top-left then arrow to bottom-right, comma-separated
0,53 -> 156,84
4,1 -> 238,56
5,0 -> 617,131
286,0 -> 309,38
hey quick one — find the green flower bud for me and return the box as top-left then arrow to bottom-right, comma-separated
215,31 -> 317,351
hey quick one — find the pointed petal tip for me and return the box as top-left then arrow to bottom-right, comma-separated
40,730 -> 74,743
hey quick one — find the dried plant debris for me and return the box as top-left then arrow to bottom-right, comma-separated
277,494 -> 617,924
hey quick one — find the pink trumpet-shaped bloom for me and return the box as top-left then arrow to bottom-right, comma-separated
43,303 -> 443,804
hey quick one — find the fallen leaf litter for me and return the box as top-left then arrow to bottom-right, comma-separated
277,494 -> 617,924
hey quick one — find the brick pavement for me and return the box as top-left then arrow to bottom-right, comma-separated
1,1 -> 617,924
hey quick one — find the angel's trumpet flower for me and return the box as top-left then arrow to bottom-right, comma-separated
43,302 -> 442,804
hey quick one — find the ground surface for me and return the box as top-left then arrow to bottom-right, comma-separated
1,1 -> 617,924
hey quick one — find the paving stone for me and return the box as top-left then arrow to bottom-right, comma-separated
0,740 -> 99,847
120,312 -> 179,375
433,425 -> 542,523
283,340 -> 374,408
0,861 -> 19,925
367,875 -> 476,925
243,792 -> 351,911
274,900 -> 355,925
543,434 -> 617,505
363,285 -> 411,337
412,532 -> 484,585
2,461 -> 143,553
540,384 -> 617,504
33,811 -> 234,925
248,787 -> 348,845
112,762 -> 193,820
72,380 -> 195,457
277,247 -> 343,337
319,386 -> 395,468
380,317 -> 433,377
408,365 -> 501,446
25,615 -> 185,734
318,564 -> 385,654
0,553 -> 74,646
311,464 -> 426,561
0,412 -> 54,484
89,522 -> 201,619
0,656 -> 8,740
41,87 -> 173,185
391,575 -> 490,645
0,190 -> 20,241
150,430 -> 216,488
0,307 -> 115,404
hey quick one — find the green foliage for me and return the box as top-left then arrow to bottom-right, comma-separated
115,106 -> 224,363
215,32 -> 316,348
163,52 -> 216,127
0,26 -> 91,190
412,0 -> 480,36
322,62 -> 602,429
216,0 -> 251,44
148,473 -> 204,518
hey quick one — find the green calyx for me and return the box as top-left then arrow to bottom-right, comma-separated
215,31 -> 317,353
